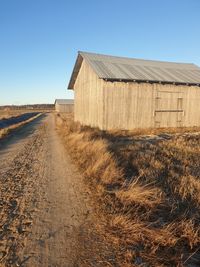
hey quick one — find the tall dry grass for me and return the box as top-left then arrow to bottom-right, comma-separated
56,113 -> 200,267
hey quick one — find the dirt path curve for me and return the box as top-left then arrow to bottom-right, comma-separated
0,114 -> 92,267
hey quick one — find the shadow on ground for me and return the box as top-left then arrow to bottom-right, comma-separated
0,114 -> 47,152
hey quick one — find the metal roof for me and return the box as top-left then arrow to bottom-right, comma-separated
55,99 -> 74,105
68,51 -> 200,89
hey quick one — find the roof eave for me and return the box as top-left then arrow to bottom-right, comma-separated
103,78 -> 200,87
67,53 -> 83,90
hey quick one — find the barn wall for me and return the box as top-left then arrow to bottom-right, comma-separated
102,81 -> 200,130
73,59 -> 104,128
102,81 -> 155,129
73,59 -> 200,130
184,86 -> 200,126
55,103 -> 59,112
55,104 -> 74,113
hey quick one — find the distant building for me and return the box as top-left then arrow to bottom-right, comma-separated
68,51 -> 200,130
54,99 -> 74,113
4,107 -> 11,111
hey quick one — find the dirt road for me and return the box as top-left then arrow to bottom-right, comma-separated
0,114 -> 93,267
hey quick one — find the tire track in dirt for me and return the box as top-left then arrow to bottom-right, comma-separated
0,123 -> 46,266
21,115 -> 94,267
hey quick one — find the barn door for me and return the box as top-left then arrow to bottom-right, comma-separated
154,90 -> 184,127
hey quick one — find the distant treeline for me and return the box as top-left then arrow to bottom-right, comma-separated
0,104 -> 54,110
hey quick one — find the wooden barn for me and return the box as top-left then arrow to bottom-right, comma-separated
68,51 -> 200,130
54,99 -> 74,113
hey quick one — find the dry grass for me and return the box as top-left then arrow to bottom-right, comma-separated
0,113 -> 42,139
0,110 -> 26,119
115,179 -> 163,209
108,126 -> 200,138
0,109 -> 47,119
56,113 -> 200,267
0,109 -> 41,120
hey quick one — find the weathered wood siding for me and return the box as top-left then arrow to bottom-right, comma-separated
102,82 -> 155,129
102,81 -> 200,129
73,60 -> 200,130
73,59 -> 104,128
55,104 -> 74,113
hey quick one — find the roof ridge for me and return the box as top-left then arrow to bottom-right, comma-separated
79,51 -> 196,66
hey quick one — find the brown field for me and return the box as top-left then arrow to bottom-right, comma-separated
56,113 -> 200,267
0,110 -> 31,119
0,109 -> 52,120
0,112 -> 42,139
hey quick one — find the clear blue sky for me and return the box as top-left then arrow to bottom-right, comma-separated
0,0 -> 199,105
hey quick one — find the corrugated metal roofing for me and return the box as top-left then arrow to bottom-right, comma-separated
68,51 -> 200,89
55,99 -> 74,105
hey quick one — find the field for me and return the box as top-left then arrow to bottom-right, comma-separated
0,110 -> 43,139
1,110 -> 200,266
0,108 -> 54,119
0,106 -> 54,139
56,113 -> 200,267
